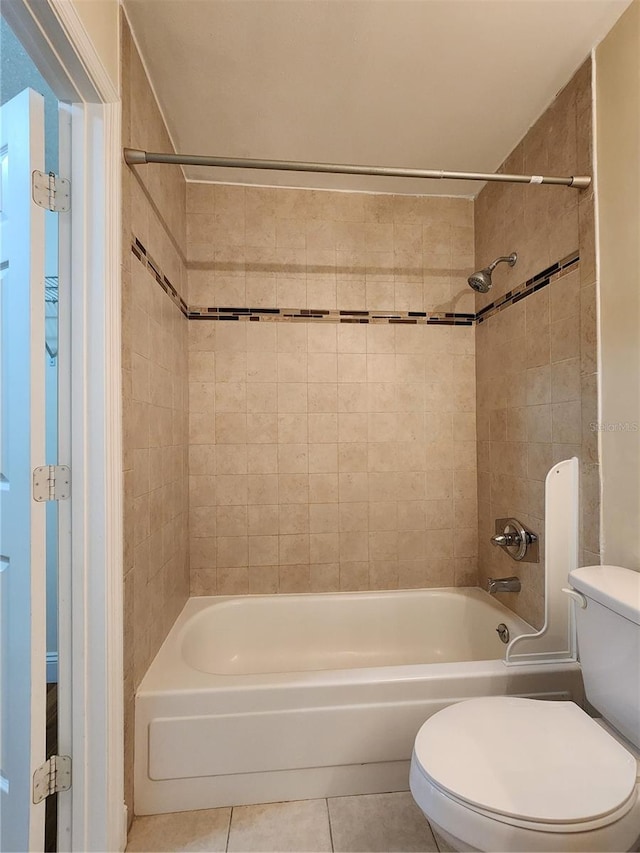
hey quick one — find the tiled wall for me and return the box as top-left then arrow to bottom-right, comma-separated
186,187 -> 478,594
187,188 -> 475,315
121,13 -> 189,817
474,59 -> 598,628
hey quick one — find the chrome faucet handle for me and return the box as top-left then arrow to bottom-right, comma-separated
491,517 -> 539,563
491,532 -> 519,547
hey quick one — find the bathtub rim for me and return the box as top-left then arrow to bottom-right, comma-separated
137,585 -> 534,694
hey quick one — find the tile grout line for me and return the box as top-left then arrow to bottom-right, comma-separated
325,798 -> 335,853
225,806 -> 233,852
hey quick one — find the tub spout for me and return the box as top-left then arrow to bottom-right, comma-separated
487,576 -> 521,594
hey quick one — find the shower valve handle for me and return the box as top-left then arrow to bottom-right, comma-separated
490,517 -> 540,563
491,532 -> 519,547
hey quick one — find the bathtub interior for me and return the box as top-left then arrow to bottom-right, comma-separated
180,587 -> 534,676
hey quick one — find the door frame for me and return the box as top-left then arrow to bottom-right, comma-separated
2,1 -> 124,850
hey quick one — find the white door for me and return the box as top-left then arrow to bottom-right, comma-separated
0,88 -> 47,852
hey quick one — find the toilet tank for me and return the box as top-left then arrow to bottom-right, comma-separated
569,566 -> 640,748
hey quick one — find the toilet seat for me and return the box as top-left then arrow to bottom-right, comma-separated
412,696 -> 638,829
411,750 -> 638,834
410,697 -> 640,852
410,761 -> 640,853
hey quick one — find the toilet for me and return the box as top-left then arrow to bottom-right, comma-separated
410,566 -> 640,852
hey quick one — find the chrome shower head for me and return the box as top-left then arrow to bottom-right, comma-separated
467,252 -> 517,293
467,269 -> 493,293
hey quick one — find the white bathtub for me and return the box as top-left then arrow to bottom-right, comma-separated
135,587 -> 584,815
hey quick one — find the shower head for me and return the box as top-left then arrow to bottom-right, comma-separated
467,252 -> 517,293
467,269 -> 493,293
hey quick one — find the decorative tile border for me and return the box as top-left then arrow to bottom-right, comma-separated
476,251 -> 579,324
131,236 -> 578,327
132,238 -> 188,316
188,306 -> 475,326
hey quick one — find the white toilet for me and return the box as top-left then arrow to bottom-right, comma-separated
410,566 -> 640,852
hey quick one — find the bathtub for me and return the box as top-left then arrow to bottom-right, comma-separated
134,587 -> 584,815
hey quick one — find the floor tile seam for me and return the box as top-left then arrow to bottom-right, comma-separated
225,805 -> 234,852
325,797 -> 335,852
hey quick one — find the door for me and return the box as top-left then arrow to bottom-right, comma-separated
0,88 -> 47,851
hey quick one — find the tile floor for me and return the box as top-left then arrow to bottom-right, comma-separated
126,792 -> 451,853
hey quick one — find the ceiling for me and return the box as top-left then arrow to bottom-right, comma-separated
123,0 -> 631,196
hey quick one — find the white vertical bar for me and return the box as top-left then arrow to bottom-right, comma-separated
505,457 -> 579,664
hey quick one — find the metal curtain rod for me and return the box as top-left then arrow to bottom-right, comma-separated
123,148 -> 591,189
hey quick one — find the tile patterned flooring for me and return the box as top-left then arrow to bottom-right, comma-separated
126,792 -> 449,853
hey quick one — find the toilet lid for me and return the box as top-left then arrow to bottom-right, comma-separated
413,697 -> 637,825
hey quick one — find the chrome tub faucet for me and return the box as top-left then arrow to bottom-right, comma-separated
487,576 -> 521,594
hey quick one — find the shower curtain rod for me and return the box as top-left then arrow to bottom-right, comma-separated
123,148 -> 591,190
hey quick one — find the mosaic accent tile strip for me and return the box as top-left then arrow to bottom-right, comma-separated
187,306 -> 475,325
475,251 -> 579,324
132,237 -> 188,317
131,237 -> 578,327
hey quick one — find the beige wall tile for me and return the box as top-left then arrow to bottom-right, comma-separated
280,473 -> 310,503
337,325 -> 367,353
310,563 -> 340,592
279,564 -> 311,592
249,535 -> 279,567
246,383 -> 277,413
248,504 -> 279,536
217,566 -> 249,595
552,401 -> 582,444
339,561 -> 369,591
550,270 -> 580,321
246,413 -> 277,443
309,503 -> 339,533
551,315 -> 581,363
278,504 -> 309,535
247,474 -> 278,505
216,505 -> 247,537
247,443 -> 278,475
278,413 -> 308,443
310,533 -> 340,564
216,474 -> 249,505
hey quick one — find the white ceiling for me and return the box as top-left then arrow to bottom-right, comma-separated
124,0 -> 631,196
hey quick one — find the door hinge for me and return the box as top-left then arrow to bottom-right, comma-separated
33,755 -> 71,804
33,465 -> 71,502
32,170 -> 70,212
